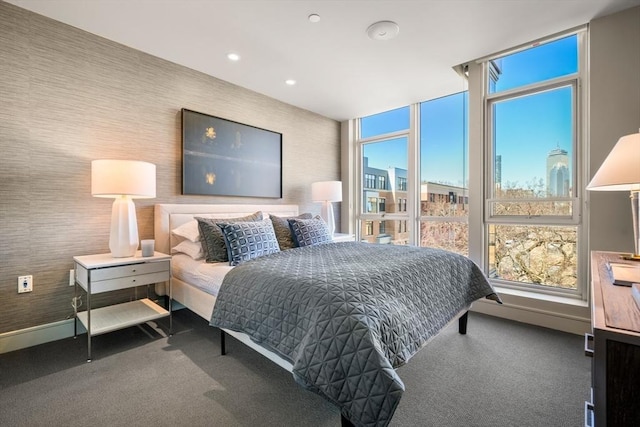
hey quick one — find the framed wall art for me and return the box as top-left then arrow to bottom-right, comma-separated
182,108 -> 282,198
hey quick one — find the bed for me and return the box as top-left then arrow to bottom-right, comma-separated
154,203 -> 500,427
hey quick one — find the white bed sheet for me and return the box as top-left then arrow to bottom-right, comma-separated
171,254 -> 233,297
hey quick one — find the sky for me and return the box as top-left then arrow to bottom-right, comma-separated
360,34 -> 578,190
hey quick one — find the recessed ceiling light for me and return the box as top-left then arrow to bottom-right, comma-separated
308,14 -> 320,23
366,21 -> 400,41
227,53 -> 240,61
285,79 -> 297,86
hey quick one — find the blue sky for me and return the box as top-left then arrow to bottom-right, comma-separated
361,34 -> 578,189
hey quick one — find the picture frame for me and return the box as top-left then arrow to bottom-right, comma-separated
181,108 -> 282,198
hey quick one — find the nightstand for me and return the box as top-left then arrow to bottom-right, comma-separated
73,251 -> 171,362
332,233 -> 356,242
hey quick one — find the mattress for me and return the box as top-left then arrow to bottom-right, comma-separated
171,254 -> 233,297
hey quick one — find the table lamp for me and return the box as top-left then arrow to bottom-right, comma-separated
587,132 -> 640,260
312,181 -> 342,236
91,160 -> 156,257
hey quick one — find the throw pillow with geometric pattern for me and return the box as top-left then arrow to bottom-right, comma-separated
269,213 -> 313,250
217,218 -> 281,266
196,211 -> 263,263
287,216 -> 332,247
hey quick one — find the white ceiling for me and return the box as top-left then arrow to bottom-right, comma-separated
7,0 -> 640,121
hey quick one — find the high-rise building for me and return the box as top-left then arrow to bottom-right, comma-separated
546,148 -> 570,196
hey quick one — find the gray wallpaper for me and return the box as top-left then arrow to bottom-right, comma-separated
0,1 -> 340,334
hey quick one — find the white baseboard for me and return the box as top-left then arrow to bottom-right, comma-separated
0,297 -> 590,355
471,296 -> 591,335
0,319 -> 85,355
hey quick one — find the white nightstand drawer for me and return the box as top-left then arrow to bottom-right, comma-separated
89,270 -> 170,293
91,260 -> 170,282
76,260 -> 170,291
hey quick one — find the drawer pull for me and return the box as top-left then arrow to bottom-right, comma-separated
584,333 -> 594,357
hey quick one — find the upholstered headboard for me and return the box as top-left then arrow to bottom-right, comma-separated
154,204 -> 299,255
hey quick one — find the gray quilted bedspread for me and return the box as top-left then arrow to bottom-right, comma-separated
210,242 -> 500,427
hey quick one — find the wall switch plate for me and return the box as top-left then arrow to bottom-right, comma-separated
18,275 -> 33,293
69,269 -> 75,286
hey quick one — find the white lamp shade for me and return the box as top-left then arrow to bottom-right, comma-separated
91,159 -> 156,257
587,133 -> 640,191
92,159 -> 156,198
311,181 -> 342,202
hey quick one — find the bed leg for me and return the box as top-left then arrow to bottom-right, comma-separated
340,414 -> 355,427
220,329 -> 226,355
458,311 -> 468,335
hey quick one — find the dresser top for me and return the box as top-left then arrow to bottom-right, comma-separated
591,251 -> 640,335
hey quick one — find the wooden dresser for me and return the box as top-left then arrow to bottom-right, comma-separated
587,251 -> 640,426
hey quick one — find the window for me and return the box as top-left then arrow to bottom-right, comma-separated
351,28 -> 587,301
397,177 -> 407,191
367,196 -> 378,213
484,32 -> 585,296
365,173 -> 376,189
365,221 -> 374,236
359,108 -> 410,244
420,91 -> 469,256
361,106 -> 410,138
378,176 -> 387,190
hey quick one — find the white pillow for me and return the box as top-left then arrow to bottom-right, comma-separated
171,220 -> 201,243
171,240 -> 204,260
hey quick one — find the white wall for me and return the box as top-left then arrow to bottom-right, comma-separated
588,6 -> 640,254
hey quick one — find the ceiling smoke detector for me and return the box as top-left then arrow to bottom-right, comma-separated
366,20 -> 399,41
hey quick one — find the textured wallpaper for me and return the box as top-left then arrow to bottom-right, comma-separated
0,1 -> 340,334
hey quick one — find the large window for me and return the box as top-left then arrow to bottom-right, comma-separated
420,92 -> 469,256
352,29 -> 586,300
359,107 -> 410,245
484,32 -> 584,296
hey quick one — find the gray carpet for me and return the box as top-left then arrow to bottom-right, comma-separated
0,310 -> 590,426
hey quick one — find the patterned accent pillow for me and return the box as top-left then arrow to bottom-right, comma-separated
217,218 -> 281,266
196,211 -> 263,263
269,213 -> 313,250
288,216 -> 332,247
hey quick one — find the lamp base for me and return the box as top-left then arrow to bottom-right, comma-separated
621,254 -> 640,262
109,197 -> 139,258
321,201 -> 336,237
631,190 -> 639,260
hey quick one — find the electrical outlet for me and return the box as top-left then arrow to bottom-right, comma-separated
69,269 -> 75,286
18,275 -> 33,293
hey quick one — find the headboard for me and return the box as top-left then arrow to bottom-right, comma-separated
154,204 -> 299,255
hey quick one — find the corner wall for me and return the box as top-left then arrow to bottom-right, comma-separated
589,6 -> 640,253
0,1 -> 340,337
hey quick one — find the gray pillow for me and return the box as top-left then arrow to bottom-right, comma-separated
217,218 -> 280,266
196,211 -> 263,263
269,213 -> 313,250
288,216 -> 332,247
